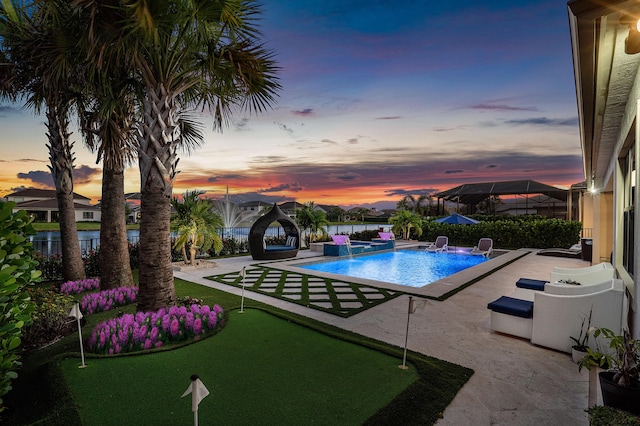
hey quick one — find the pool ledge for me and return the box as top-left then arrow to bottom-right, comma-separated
264,247 -> 529,300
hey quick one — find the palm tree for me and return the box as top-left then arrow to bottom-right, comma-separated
327,206 -> 346,222
397,194 -> 433,217
0,2 -> 86,281
296,202 -> 330,243
80,80 -> 138,289
171,190 -> 207,263
70,0 -> 280,310
174,199 -> 224,265
389,210 -> 423,240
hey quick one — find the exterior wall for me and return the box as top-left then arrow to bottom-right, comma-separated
75,209 -> 102,222
593,192 -> 614,264
579,193 -> 595,237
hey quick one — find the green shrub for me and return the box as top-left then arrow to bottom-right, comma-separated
588,405 -> 640,425
82,248 -> 100,278
349,229 -> 381,241
36,243 -> 142,281
0,201 -> 41,412
420,218 -> 582,249
22,287 -> 75,350
218,237 -> 248,255
33,252 -> 64,282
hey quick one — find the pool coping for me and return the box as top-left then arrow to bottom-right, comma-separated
262,245 -> 528,299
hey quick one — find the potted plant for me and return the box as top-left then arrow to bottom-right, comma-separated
569,308 -> 592,363
578,327 -> 640,415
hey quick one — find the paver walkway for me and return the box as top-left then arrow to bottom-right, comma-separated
206,266 -> 403,317
175,248 -> 598,425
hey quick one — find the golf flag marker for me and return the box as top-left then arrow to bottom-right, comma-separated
182,374 -> 209,426
68,302 -> 86,368
399,295 -> 425,370
240,266 -> 246,313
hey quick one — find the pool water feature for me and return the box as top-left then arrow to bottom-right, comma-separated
299,249 -> 488,288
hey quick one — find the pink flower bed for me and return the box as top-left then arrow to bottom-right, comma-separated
60,278 -> 101,294
80,286 -> 138,314
87,304 -> 224,354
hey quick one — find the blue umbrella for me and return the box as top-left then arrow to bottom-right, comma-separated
434,213 -> 480,225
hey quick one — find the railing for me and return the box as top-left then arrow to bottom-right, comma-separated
581,228 -> 593,238
31,224 -> 391,259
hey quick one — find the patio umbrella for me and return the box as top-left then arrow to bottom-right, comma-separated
434,213 -> 480,225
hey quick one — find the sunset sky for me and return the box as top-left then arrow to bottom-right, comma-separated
0,0 -> 583,210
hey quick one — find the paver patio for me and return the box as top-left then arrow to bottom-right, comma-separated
175,247 -> 598,425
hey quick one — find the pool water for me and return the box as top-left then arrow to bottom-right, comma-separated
299,249 -> 488,288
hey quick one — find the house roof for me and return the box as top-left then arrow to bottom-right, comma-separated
15,199 -> 100,210
434,180 -> 568,205
6,188 -> 91,200
568,0 -> 640,191
238,201 -> 268,207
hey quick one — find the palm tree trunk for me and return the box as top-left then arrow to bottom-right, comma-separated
98,167 -> 134,289
136,84 -> 179,311
137,187 -> 175,310
181,245 -> 188,265
47,106 -> 85,282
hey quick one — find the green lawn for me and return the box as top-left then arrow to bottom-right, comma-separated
5,279 -> 473,425
63,309 -> 418,425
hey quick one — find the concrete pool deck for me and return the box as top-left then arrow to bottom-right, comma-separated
174,245 -> 597,425
272,244 -> 525,299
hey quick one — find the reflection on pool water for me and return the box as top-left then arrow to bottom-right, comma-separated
299,249 -> 488,288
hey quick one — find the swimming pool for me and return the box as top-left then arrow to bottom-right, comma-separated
299,249 -> 488,288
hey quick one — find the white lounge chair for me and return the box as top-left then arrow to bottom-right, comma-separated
425,236 -> 448,253
470,238 -> 493,257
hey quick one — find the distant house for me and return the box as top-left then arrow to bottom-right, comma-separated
237,201 -> 270,215
494,195 -> 567,219
4,188 -> 101,223
278,201 -> 305,217
124,192 -> 142,223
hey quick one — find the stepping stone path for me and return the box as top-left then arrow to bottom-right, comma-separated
207,267 -> 404,317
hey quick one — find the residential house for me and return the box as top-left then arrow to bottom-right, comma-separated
568,0 -> 639,335
278,201 -> 305,217
4,188 -> 101,222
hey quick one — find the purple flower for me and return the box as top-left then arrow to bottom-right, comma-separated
185,312 -> 195,329
207,312 -> 218,328
194,318 -> 203,335
87,303 -> 224,355
170,319 -> 180,337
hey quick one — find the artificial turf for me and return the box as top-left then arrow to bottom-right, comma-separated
4,278 -> 474,425
63,309 -> 419,425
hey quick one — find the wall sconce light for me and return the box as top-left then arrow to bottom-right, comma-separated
589,174 -> 599,194
622,14 -> 640,54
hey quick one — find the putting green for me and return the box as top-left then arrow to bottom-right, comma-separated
62,309 -> 418,425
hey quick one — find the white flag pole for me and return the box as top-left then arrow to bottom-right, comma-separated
182,374 -> 209,426
399,296 -> 413,370
240,266 -> 246,313
69,303 -> 86,368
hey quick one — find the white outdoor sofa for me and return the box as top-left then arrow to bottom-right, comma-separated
488,278 -> 625,353
514,262 -> 614,301
530,278 -> 625,353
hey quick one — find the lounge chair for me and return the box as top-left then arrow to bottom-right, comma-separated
470,238 -> 493,257
425,236 -> 448,253
536,243 -> 582,259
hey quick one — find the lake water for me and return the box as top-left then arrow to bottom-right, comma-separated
30,224 -> 390,257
